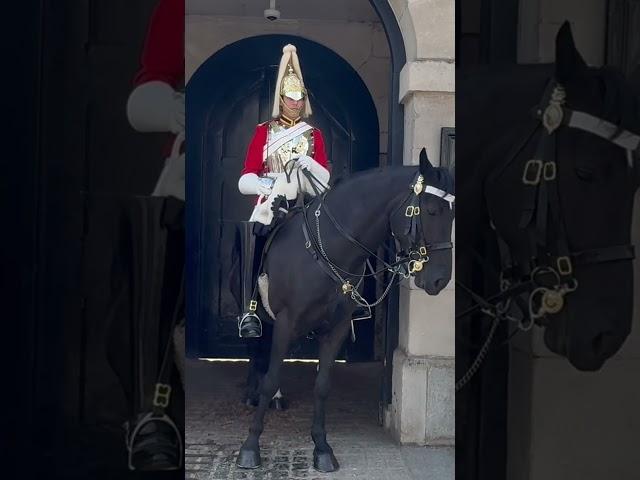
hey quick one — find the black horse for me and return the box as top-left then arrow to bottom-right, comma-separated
235,150 -> 454,472
455,22 -> 640,480
457,22 -> 640,375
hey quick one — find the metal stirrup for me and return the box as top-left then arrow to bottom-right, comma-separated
238,312 -> 262,337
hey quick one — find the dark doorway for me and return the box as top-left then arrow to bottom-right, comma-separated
9,1 -> 185,477
456,2 -> 519,480
607,0 -> 640,77
186,35 -> 379,359
456,0 -> 519,67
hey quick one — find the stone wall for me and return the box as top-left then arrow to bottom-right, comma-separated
387,0 -> 455,446
517,0 -> 608,65
185,13 -> 391,164
186,0 -> 456,447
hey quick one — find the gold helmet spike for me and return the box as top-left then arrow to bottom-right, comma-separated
272,44 -> 312,118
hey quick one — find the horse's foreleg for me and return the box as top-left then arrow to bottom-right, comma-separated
311,317 -> 351,473
236,316 -> 292,469
244,324 -> 289,409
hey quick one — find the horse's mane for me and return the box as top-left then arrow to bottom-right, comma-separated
329,165 -> 454,195
595,66 -> 640,134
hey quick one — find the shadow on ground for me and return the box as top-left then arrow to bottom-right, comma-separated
186,358 -> 453,480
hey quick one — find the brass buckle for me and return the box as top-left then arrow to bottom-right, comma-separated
413,175 -> 424,195
543,161 -> 557,181
249,300 -> 258,312
419,246 -> 428,256
556,256 -> 573,276
153,383 -> 172,408
405,205 -> 420,217
522,159 -> 543,185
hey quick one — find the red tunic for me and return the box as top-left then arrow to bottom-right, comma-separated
241,123 -> 330,176
131,0 -> 184,156
133,0 -> 184,88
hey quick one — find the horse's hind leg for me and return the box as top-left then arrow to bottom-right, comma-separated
311,318 -> 351,473
236,316 -> 292,469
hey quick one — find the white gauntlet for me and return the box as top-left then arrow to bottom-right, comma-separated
238,173 -> 273,197
296,155 -> 330,186
126,81 -> 185,134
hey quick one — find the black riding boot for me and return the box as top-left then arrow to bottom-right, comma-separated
238,221 -> 262,338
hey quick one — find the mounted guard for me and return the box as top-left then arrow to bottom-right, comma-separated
237,44 -> 331,338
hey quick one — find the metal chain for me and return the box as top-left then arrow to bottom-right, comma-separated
457,264 -> 581,391
315,206 -> 401,308
351,271 -> 397,308
455,314 -> 501,392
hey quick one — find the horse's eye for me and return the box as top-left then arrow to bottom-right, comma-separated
575,166 -> 595,181
426,205 -> 439,216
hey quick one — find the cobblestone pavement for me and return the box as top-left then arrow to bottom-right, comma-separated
186,358 -> 453,480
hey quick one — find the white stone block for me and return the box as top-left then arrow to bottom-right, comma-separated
399,61 -> 455,100
425,362 -> 455,443
399,285 -> 454,357
390,348 -> 455,445
408,0 -> 455,60
508,350 -> 640,480
391,348 -> 428,443
402,91 -> 455,165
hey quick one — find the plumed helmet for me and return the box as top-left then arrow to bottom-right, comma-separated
272,44 -> 312,118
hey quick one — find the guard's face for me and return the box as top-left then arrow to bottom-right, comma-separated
281,95 -> 304,116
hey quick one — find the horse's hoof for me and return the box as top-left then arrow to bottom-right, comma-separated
313,450 -> 340,473
236,448 -> 261,469
269,397 -> 289,411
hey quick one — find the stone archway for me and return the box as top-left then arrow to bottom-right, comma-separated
185,35 -> 380,359
184,0 -> 455,448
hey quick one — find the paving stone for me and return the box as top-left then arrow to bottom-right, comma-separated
186,359 -> 452,480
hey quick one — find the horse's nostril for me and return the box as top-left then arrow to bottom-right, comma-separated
592,331 -> 615,356
434,278 -> 447,290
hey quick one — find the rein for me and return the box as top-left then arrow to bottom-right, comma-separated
299,168 -> 453,306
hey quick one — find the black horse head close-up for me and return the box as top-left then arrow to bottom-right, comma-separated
411,148 -> 455,295
483,22 -> 640,371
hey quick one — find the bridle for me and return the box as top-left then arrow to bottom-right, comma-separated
456,79 -> 639,391
390,173 -> 455,276
300,169 -> 454,310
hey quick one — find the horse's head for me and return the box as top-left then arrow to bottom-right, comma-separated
487,22 -> 640,370
412,148 -> 455,295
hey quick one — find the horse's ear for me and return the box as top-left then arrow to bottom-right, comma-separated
419,148 -> 433,175
555,21 -> 587,83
